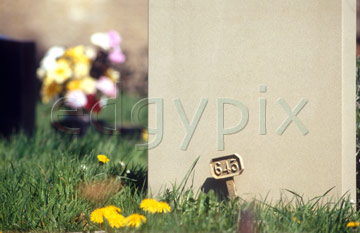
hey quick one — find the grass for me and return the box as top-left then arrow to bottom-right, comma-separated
0,93 -> 359,232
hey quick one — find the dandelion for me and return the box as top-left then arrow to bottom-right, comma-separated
90,208 -> 105,224
103,205 -> 121,216
292,217 -> 301,224
141,129 -> 148,141
140,199 -> 159,213
90,205 -> 123,227
157,201 -> 171,213
126,214 -> 146,228
98,154 -> 110,164
347,221 -> 360,228
140,198 -> 171,213
106,213 -> 126,228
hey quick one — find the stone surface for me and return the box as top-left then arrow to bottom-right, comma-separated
148,0 -> 356,201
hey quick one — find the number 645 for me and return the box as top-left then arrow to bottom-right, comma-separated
214,159 -> 239,176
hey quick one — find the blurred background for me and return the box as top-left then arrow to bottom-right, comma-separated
0,0 -> 148,136
0,0 -> 358,136
0,0 -> 148,95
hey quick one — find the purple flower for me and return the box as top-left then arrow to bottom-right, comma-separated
107,30 -> 122,48
109,47 -> 126,64
96,76 -> 118,98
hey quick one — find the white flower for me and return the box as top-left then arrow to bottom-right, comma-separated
85,46 -> 97,59
40,46 -> 65,70
41,58 -> 57,71
80,164 -> 87,170
65,90 -> 87,108
46,46 -> 65,58
90,33 -> 111,50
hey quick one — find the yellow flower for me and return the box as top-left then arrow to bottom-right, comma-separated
157,201 -> 171,213
126,214 -> 146,228
90,208 -> 105,224
141,129 -> 148,141
103,205 -> 121,216
106,213 -> 126,228
66,80 -> 81,91
347,221 -> 360,228
106,68 -> 120,82
80,77 -> 96,94
41,79 -> 63,103
90,205 -> 123,227
48,59 -> 72,84
140,199 -> 171,213
74,62 -> 90,78
97,155 -> 110,164
64,45 -> 90,64
140,199 -> 159,213
292,217 -> 301,224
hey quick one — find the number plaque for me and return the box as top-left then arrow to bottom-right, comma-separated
209,153 -> 244,198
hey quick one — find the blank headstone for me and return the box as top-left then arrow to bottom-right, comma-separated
148,0 -> 356,200
0,38 -> 36,136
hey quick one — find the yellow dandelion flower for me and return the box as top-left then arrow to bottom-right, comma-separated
126,214 -> 146,228
97,155 -> 110,164
66,80 -> 81,91
292,217 -> 301,224
103,205 -> 121,216
90,208 -> 105,224
141,129 -> 148,141
140,199 -> 159,213
106,213 -> 126,228
91,205 -> 123,227
347,221 -> 360,228
157,201 -> 171,213
140,199 -> 171,213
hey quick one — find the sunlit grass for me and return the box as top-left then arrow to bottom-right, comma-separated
0,97 -> 359,232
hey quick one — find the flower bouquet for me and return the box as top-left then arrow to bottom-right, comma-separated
38,30 -> 125,134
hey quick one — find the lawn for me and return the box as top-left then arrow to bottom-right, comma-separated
0,94 -> 359,233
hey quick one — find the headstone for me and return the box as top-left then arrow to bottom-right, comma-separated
148,0 -> 356,200
0,38 -> 36,137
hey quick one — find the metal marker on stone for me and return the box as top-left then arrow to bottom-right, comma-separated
209,153 -> 244,199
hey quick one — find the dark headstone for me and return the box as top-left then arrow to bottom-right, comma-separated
0,38 -> 36,136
